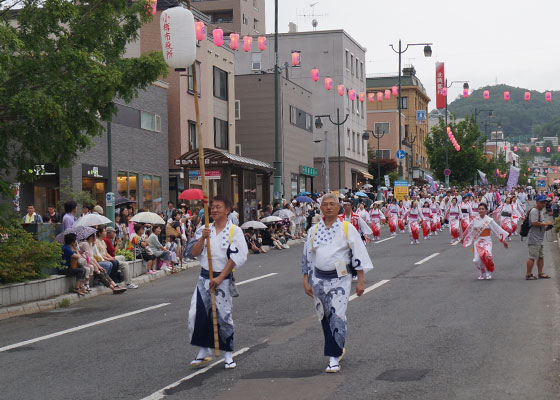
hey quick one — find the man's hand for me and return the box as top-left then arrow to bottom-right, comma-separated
303,276 -> 313,298
365,236 -> 371,245
209,275 -> 224,290
201,228 -> 211,239
503,241 -> 509,249
356,279 -> 365,296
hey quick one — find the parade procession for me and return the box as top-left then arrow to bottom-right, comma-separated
1,1 -> 560,399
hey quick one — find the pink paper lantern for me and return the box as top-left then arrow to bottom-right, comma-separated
483,90 -> 490,100
368,93 -> 375,102
536,147 -> 540,153
504,91 -> 510,101
384,89 -> 391,100
526,147 -> 529,152
558,146 -> 560,152
337,84 -> 345,96
257,36 -> 267,51
229,33 -> 239,50
524,91 -> 531,101
212,28 -> 224,47
195,21 -> 206,41
547,146 -> 551,153
358,92 -> 365,102
546,92 -> 552,102
504,145 -> 507,151
311,68 -> 319,82
377,92 -> 383,102
447,126 -> 451,134
528,168 -> 530,172
457,145 -> 461,151
348,89 -> 356,101
242,35 -> 253,52
441,87 -> 448,96
463,88 -> 469,98
291,52 -> 300,66
324,77 -> 332,90
391,86 -> 399,96
514,146 -> 518,152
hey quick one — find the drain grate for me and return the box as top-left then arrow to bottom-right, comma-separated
376,369 -> 430,382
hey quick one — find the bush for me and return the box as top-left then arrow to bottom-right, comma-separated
554,216 -> 560,234
116,249 -> 134,261
0,217 -> 62,284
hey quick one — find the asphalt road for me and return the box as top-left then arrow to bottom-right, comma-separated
1,225 -> 559,400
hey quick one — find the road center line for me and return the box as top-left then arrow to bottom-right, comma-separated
414,253 -> 440,265
236,273 -> 277,286
349,279 -> 390,301
374,237 -> 394,244
141,347 -> 251,400
451,240 -> 460,246
0,303 -> 171,353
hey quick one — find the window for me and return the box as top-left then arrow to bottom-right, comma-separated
399,96 -> 408,109
117,171 -> 139,203
355,58 -> 359,77
357,133 -> 360,154
347,129 -> 351,150
235,100 -> 241,120
374,122 -> 390,135
140,111 -> 161,132
360,61 -> 364,80
253,18 -> 258,31
187,62 -> 201,95
352,99 -> 355,114
361,102 -> 365,119
142,175 -> 152,211
214,118 -> 229,150
377,149 -> 391,159
243,14 -> 248,24
290,106 -> 297,124
362,138 -> 366,155
251,52 -> 261,71
352,131 -> 355,152
213,66 -> 228,100
350,54 -> 354,75
152,176 -> 162,212
345,50 -> 349,69
188,120 -> 198,150
305,114 -> 312,131
405,125 -> 409,139
289,105 -> 312,132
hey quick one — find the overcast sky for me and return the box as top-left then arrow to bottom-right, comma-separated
265,0 -> 560,107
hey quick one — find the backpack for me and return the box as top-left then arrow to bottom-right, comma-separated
519,208 -> 536,237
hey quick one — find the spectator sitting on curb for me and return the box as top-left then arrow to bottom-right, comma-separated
148,225 -> 171,272
59,233 -> 87,296
96,226 -> 137,289
130,224 -> 156,273
105,227 -> 138,289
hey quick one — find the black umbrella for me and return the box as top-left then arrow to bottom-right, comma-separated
115,197 -> 136,207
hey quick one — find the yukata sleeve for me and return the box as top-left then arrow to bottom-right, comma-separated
358,217 -> 372,235
301,234 -> 313,275
489,219 -> 508,243
347,224 -> 374,274
229,226 -> 249,268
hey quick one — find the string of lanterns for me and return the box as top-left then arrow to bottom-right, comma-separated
477,89 -> 552,102
447,127 -> 461,152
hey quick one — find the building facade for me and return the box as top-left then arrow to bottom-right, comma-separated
366,66 -> 431,182
192,0 -> 265,36
234,29 -> 369,192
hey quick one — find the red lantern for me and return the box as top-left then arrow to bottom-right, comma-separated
483,90 -> 490,100
348,89 -> 356,101
358,92 -> 365,102
441,87 -> 448,96
195,21 -> 206,41
229,33 -> 239,50
242,35 -> 253,52
384,89 -> 391,100
311,68 -> 319,82
368,93 -> 375,102
337,84 -> 345,96
558,146 -> 560,152
526,147 -> 529,152
447,126 -> 451,133
536,147 -> 540,153
504,91 -> 510,101
456,145 -> 461,151
547,147 -> 551,153
504,145 -> 507,151
392,86 -> 398,96
212,28 -> 224,47
463,88 -> 469,98
257,36 -> 267,51
514,146 -> 518,152
546,92 -> 552,102
377,92 -> 383,102
527,168 -> 530,171
324,77 -> 332,90
524,92 -> 531,101
291,52 -> 300,66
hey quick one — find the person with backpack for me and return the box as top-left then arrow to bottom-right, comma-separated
301,193 -> 374,373
524,195 -> 553,280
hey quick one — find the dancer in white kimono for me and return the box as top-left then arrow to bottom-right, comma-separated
302,193 -> 374,373
369,203 -> 385,241
445,197 -> 461,243
462,203 -> 508,280
404,200 -> 422,245
493,196 -> 516,240
189,196 -> 248,369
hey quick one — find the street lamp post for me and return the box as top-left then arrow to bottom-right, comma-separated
403,134 -> 417,184
473,108 -> 493,124
364,127 -> 386,201
389,40 -> 432,181
315,110 -> 349,191
313,130 -> 330,192
272,0 -> 282,206
443,79 -> 469,188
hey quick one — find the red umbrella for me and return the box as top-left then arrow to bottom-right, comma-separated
178,189 -> 204,200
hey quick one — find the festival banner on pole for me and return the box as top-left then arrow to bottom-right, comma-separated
435,62 -> 445,109
477,169 -> 488,186
425,173 -> 438,193
506,166 -> 520,190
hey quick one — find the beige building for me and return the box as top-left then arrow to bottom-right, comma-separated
191,0 -> 266,36
366,66 -> 431,182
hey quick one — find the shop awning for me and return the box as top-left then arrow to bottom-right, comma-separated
359,170 -> 374,179
175,148 -> 274,172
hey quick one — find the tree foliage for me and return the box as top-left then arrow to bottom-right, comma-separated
367,145 -> 398,183
0,0 -> 168,194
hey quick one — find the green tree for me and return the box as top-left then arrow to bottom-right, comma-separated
0,0 -> 168,194
367,144 -> 398,184
425,116 -> 487,185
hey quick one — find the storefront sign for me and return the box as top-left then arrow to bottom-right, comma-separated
435,62 -> 445,109
300,165 -> 318,177
393,180 -> 409,201
384,175 -> 390,187
188,170 -> 221,180
82,164 -> 108,178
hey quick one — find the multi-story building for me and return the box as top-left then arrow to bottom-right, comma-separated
235,29 -> 370,192
366,65 -> 431,182
191,0 -> 265,36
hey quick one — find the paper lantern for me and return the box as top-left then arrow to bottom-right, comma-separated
291,52 -> 300,66
160,7 -> 196,69
546,92 -> 552,102
558,146 -> 560,152
348,89 -> 356,101
384,89 -> 391,100
368,93 -> 375,102
258,36 -> 267,51
447,126 -> 451,133
392,86 -> 399,96
229,33 -> 239,50
359,92 -> 365,102
311,68 -> 319,82
524,91 -> 531,101
146,0 -> 157,15
324,77 -> 332,90
377,92 -> 383,102
337,84 -> 345,96
457,145 -> 461,151
441,87 -> 448,96
547,147 -> 551,153
242,35 -> 253,52
463,88 -> 469,98
526,147 -> 529,152
514,146 -> 517,152
483,90 -> 490,100
195,21 -> 206,41
536,147 -> 540,152
212,28 -> 224,47
504,145 -> 507,151
504,91 -> 510,101
528,168 -> 530,171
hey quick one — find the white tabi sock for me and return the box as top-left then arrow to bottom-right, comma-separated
196,347 -> 212,359
329,356 -> 339,366
224,351 -> 234,364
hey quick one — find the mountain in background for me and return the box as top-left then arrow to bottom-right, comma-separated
430,84 -> 560,141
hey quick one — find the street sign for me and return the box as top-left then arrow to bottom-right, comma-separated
394,180 -> 409,201
396,149 -> 406,160
384,175 -> 390,187
106,192 -> 114,207
416,110 -> 426,124
443,169 -> 451,176
300,165 -> 318,177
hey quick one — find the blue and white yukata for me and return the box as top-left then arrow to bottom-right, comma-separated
188,220 -> 248,352
301,219 -> 374,357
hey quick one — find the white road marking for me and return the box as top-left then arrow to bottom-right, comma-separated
414,253 -> 440,265
374,237 -> 394,244
451,241 -> 460,246
141,347 -> 251,400
236,273 -> 277,286
349,279 -> 390,302
0,303 -> 170,353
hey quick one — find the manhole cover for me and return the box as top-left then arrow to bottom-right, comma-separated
376,369 -> 430,382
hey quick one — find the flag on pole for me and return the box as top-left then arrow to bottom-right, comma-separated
506,166 -> 520,191
477,170 -> 488,186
